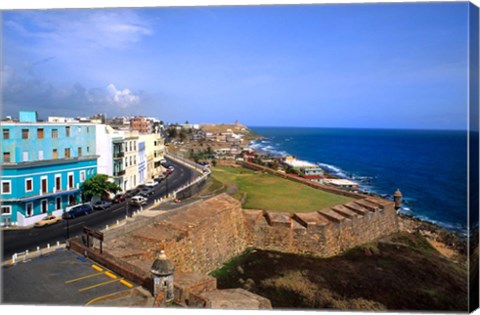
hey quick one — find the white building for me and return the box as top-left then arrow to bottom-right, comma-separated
283,156 -> 324,182
323,179 -> 359,191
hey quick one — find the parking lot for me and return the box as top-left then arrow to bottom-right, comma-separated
2,248 -> 136,306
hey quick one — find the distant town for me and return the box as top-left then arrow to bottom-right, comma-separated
1,110 -> 360,228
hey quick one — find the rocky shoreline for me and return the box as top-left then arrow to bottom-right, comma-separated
397,213 -> 468,264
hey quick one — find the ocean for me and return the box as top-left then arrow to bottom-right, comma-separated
249,127 -> 470,234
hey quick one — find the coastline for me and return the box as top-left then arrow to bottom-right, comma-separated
244,135 -> 468,261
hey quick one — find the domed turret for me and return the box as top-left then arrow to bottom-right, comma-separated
393,189 -> 402,210
151,250 -> 175,303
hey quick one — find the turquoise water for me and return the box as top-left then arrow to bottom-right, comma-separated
249,127 -> 469,233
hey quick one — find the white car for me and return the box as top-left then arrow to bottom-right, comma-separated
144,180 -> 158,187
130,195 -> 148,206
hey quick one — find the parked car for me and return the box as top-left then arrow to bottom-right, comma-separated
164,168 -> 174,175
62,204 -> 93,219
139,187 -> 155,197
112,193 -> 127,203
130,195 -> 147,206
92,200 -> 112,210
126,189 -> 140,198
144,180 -> 157,187
34,215 -> 62,227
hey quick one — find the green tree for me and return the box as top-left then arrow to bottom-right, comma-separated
168,126 -> 178,138
80,174 -> 121,201
179,129 -> 187,142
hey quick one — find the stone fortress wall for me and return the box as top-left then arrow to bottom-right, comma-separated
70,179 -> 399,308
244,196 -> 398,258
102,192 -> 398,276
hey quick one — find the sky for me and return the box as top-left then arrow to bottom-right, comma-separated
1,1 -> 473,129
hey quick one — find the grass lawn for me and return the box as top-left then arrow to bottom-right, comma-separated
211,166 -> 352,213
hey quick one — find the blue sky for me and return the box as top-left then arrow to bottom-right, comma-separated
2,2 -> 472,129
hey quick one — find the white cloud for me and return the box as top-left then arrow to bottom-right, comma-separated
106,83 -> 140,108
5,9 -> 153,52
2,65 -> 143,116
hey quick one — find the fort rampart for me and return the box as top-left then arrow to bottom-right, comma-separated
243,196 -> 398,257
96,192 -> 398,278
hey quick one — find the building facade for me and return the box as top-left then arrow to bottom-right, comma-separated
1,112 -> 98,226
130,116 -> 153,134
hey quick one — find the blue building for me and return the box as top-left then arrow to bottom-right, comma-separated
1,112 -> 98,227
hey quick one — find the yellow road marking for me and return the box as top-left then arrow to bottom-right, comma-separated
91,265 -> 103,272
104,271 -> 117,279
85,288 -> 132,306
119,279 -> 133,288
78,278 -> 120,292
65,272 -> 103,284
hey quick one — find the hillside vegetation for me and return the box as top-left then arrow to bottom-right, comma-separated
211,232 -> 468,311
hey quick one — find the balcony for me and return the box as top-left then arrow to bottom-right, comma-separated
113,169 -> 126,177
113,151 -> 125,159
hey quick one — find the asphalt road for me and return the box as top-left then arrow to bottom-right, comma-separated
1,157 -> 199,260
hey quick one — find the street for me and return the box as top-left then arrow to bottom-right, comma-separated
1,157 -> 199,260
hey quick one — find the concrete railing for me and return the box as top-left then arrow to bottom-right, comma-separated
165,152 -> 211,200
2,241 -> 66,267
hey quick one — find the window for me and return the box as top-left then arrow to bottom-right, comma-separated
52,129 -> 58,138
23,151 -> 29,162
22,129 -> 29,139
53,149 -> 58,159
26,203 -> 33,217
68,173 -> 74,189
65,148 -> 71,158
66,126 -> 70,137
80,170 -> 86,182
41,199 -> 48,213
87,127 -> 90,133
78,147 -> 82,157
25,178 -> 33,192
1,206 -> 11,215
56,197 -> 62,210
38,150 -> 44,160
2,181 -> 11,194
55,175 -> 61,191
87,146 -> 90,153
3,152 -> 11,163
37,128 -> 44,139
41,177 -> 48,194
3,129 -> 9,139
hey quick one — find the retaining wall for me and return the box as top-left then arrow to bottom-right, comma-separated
238,161 -> 365,199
